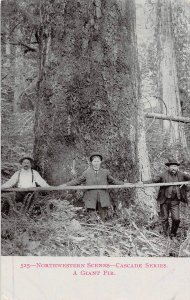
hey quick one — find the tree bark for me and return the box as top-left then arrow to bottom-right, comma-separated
135,0 -> 157,214
136,104 -> 157,215
34,0 -> 142,208
157,0 -> 187,149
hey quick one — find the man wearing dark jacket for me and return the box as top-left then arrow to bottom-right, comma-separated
150,158 -> 190,238
60,152 -> 123,221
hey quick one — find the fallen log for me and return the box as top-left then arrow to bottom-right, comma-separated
145,113 -> 190,123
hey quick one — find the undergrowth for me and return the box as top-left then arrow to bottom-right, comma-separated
2,194 -> 190,257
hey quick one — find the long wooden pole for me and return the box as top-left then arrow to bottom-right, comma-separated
1,181 -> 190,192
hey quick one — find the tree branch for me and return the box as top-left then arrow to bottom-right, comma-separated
2,74 -> 8,80
2,42 -> 37,52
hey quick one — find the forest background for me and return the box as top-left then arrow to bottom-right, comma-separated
1,0 -> 190,257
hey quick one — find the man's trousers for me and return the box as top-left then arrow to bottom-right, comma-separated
160,199 -> 180,236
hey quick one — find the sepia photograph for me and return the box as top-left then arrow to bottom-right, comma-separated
1,0 -> 190,262
2,0 -> 190,300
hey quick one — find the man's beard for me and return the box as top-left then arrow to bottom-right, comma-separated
171,170 -> 177,174
23,165 -> 30,170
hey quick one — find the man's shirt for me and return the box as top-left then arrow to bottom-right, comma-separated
166,172 -> 181,199
1,169 -> 49,188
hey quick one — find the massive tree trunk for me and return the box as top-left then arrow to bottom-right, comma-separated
33,0 -> 154,209
156,0 -> 187,150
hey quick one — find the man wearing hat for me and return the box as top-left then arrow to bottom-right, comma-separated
60,152 -> 123,221
150,158 -> 190,238
2,156 -> 49,214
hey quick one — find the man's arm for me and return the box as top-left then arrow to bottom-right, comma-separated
1,172 -> 19,188
67,174 -> 86,186
143,174 -> 163,184
33,171 -> 50,187
60,172 -> 86,187
183,172 -> 190,181
152,175 -> 163,183
107,171 -> 123,185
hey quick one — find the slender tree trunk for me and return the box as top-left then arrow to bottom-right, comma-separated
13,29 -> 24,112
136,104 -> 157,215
134,0 -> 157,215
5,21 -> 11,67
34,0 -> 53,173
172,0 -> 190,153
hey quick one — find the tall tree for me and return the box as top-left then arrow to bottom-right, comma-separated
33,0 -> 156,209
156,0 -> 187,150
172,0 -> 190,151
135,0 -> 158,214
1,0 -> 39,161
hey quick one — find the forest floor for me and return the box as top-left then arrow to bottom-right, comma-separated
1,193 -> 190,257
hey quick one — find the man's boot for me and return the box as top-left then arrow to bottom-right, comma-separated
170,219 -> 180,238
99,207 -> 108,222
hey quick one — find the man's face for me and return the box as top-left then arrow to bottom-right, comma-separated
169,164 -> 179,174
21,159 -> 32,170
91,156 -> 102,170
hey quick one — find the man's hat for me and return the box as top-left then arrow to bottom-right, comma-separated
89,152 -> 103,162
19,156 -> 34,164
165,158 -> 180,166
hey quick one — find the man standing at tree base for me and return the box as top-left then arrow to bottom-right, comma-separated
60,152 -> 123,222
147,158 -> 190,239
